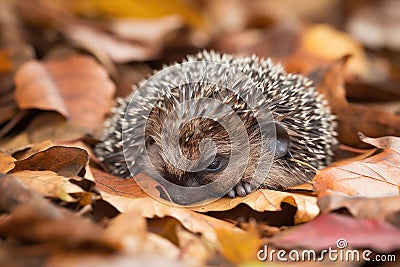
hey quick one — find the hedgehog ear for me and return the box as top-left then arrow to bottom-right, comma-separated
274,121 -> 290,159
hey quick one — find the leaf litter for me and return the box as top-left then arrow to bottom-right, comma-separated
0,0 -> 400,266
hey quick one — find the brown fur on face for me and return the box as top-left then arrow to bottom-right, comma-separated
138,104 -> 311,193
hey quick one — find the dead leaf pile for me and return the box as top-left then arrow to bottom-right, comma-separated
0,0 -> 400,266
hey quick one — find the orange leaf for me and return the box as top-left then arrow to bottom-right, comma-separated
92,168 -> 149,198
0,153 -> 16,173
313,135 -> 400,197
14,55 -> 115,130
193,189 -> 319,224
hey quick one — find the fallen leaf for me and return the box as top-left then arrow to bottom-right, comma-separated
66,0 -> 207,30
0,153 -> 16,173
12,170 -> 84,202
11,140 -> 54,160
111,16 -> 185,45
92,169 -> 150,198
346,0 -> 400,50
269,213 -> 400,252
0,132 -> 30,153
0,0 -> 35,127
360,134 -> 400,152
175,225 -> 211,264
193,189 -> 319,225
0,173 -> 63,217
10,146 -> 89,177
313,135 -> 400,197
0,174 -> 120,254
311,57 -> 400,146
65,24 -> 161,63
318,190 -> 400,223
99,193 -> 238,244
26,112 -> 92,143
0,201 -> 118,249
216,224 -> 261,264
300,24 -> 369,78
0,49 -> 13,73
104,208 -> 148,247
14,55 -> 115,130
95,168 -> 318,224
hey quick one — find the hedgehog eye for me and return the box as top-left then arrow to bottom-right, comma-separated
206,157 -> 225,172
206,160 -> 221,171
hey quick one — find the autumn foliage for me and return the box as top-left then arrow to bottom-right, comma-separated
0,0 -> 400,266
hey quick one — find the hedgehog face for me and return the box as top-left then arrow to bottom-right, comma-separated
144,117 -> 234,188
142,111 -> 294,198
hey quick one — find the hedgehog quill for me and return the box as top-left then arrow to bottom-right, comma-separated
95,51 -> 337,204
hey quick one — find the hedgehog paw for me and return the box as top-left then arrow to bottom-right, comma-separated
227,182 -> 254,198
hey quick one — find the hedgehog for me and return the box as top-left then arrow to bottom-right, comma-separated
95,51 -> 337,203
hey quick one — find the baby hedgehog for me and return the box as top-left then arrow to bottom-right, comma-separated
95,51 -> 337,200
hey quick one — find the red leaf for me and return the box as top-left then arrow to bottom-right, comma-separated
270,213 -> 400,252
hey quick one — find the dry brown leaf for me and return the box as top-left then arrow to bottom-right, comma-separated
0,175 -> 184,267
14,55 -> 115,130
0,175 -> 119,252
312,57 -> 400,146
0,153 -> 15,173
11,140 -> 54,160
65,24 -> 161,63
0,200 -> 118,249
313,136 -> 400,197
175,225 -> 211,264
0,173 -> 64,216
360,134 -> 400,152
99,192 -> 238,244
12,170 -> 84,202
0,132 -> 30,153
0,0 -> 35,127
10,146 -> 89,177
26,112 -> 92,143
193,189 -> 319,224
318,190 -> 400,223
111,16 -> 185,44
92,169 -> 150,198
104,208 -> 148,246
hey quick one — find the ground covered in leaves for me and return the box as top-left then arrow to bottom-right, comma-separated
0,0 -> 400,266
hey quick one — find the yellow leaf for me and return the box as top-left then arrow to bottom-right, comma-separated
216,225 -> 261,264
302,24 -> 368,78
66,0 -> 207,30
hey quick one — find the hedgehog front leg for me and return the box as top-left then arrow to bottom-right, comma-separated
227,181 -> 254,198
